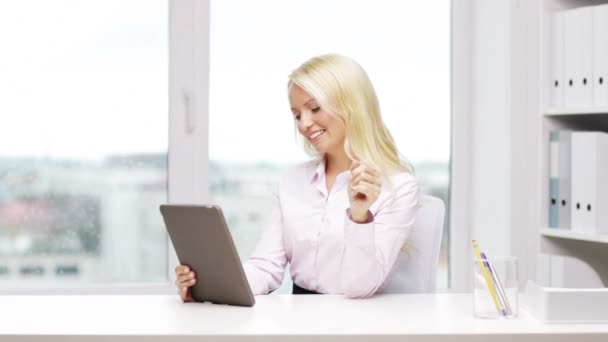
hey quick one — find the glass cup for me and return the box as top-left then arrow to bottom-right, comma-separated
472,256 -> 518,319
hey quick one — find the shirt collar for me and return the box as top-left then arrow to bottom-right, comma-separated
309,156 -> 352,183
309,156 -> 326,184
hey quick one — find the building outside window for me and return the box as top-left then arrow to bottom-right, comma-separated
0,0 -> 169,285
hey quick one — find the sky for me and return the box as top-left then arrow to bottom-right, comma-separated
0,0 -> 450,164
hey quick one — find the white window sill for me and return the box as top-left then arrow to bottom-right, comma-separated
0,283 -> 175,295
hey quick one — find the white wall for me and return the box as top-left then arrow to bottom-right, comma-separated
465,0 -> 539,289
470,0 -> 513,258
450,0 -> 517,291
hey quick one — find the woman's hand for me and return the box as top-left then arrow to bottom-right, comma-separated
175,264 -> 196,302
348,160 -> 382,223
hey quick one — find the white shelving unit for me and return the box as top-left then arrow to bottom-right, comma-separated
546,108 -> 608,115
538,0 -> 608,287
540,228 -> 608,244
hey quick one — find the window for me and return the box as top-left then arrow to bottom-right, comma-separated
0,0 -> 451,292
0,0 -> 169,286
209,0 -> 451,291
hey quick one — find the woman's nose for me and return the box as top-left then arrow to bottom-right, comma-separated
300,112 -> 313,129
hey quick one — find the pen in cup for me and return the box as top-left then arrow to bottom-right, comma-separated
481,252 -> 512,316
472,240 -> 504,316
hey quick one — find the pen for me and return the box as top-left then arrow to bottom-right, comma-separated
481,251 -> 512,316
472,240 -> 504,316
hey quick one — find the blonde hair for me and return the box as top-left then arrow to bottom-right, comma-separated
288,54 -> 413,182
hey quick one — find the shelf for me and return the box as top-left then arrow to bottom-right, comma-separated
541,228 -> 608,244
522,280 -> 608,323
541,229 -> 608,286
545,108 -> 608,116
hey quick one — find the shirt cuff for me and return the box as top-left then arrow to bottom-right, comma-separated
242,263 -> 267,296
346,208 -> 374,224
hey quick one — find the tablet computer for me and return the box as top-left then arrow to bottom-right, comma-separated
160,204 -> 255,307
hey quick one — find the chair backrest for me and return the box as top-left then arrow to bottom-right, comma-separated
382,194 -> 446,293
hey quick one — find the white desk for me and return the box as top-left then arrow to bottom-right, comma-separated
1,293 -> 607,341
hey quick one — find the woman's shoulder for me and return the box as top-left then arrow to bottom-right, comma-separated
387,169 -> 418,189
277,159 -> 320,186
286,159 -> 318,174
369,170 -> 419,214
382,170 -> 420,203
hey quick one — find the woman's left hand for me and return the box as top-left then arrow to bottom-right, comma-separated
348,160 -> 382,223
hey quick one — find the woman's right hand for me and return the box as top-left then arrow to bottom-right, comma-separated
175,264 -> 197,302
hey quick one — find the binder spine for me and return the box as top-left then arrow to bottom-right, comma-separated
593,6 -> 608,108
558,131 -> 571,229
549,131 -> 560,228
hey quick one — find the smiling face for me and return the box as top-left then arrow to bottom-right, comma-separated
289,83 -> 346,156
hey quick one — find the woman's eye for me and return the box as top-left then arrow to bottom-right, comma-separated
312,107 -> 320,113
294,115 -> 301,121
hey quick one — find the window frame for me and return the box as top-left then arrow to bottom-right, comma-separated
166,0 -> 211,293
449,0 -> 473,292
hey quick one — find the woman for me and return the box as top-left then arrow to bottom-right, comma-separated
175,54 -> 419,299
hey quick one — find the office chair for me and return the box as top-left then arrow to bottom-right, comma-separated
381,194 -> 446,293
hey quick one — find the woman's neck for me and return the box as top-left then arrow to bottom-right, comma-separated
325,151 -> 351,177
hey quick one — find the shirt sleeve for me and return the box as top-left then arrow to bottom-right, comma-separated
339,175 -> 419,298
242,190 -> 288,295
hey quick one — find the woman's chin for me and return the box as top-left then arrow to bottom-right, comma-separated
311,145 -> 325,154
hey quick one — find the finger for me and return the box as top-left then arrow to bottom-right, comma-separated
365,165 -> 380,177
176,274 -> 194,285
177,278 -> 196,288
351,160 -> 371,173
175,265 -> 190,275
181,288 -> 193,302
352,181 -> 381,197
178,286 -> 190,300
357,161 -> 380,175
352,172 -> 380,188
353,170 -> 381,187
352,163 -> 375,179
351,165 -> 369,180
176,277 -> 190,287
177,270 -> 195,281
357,180 -> 381,194
355,162 -> 380,176
175,277 -> 186,287
355,169 -> 382,191
177,274 -> 196,285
